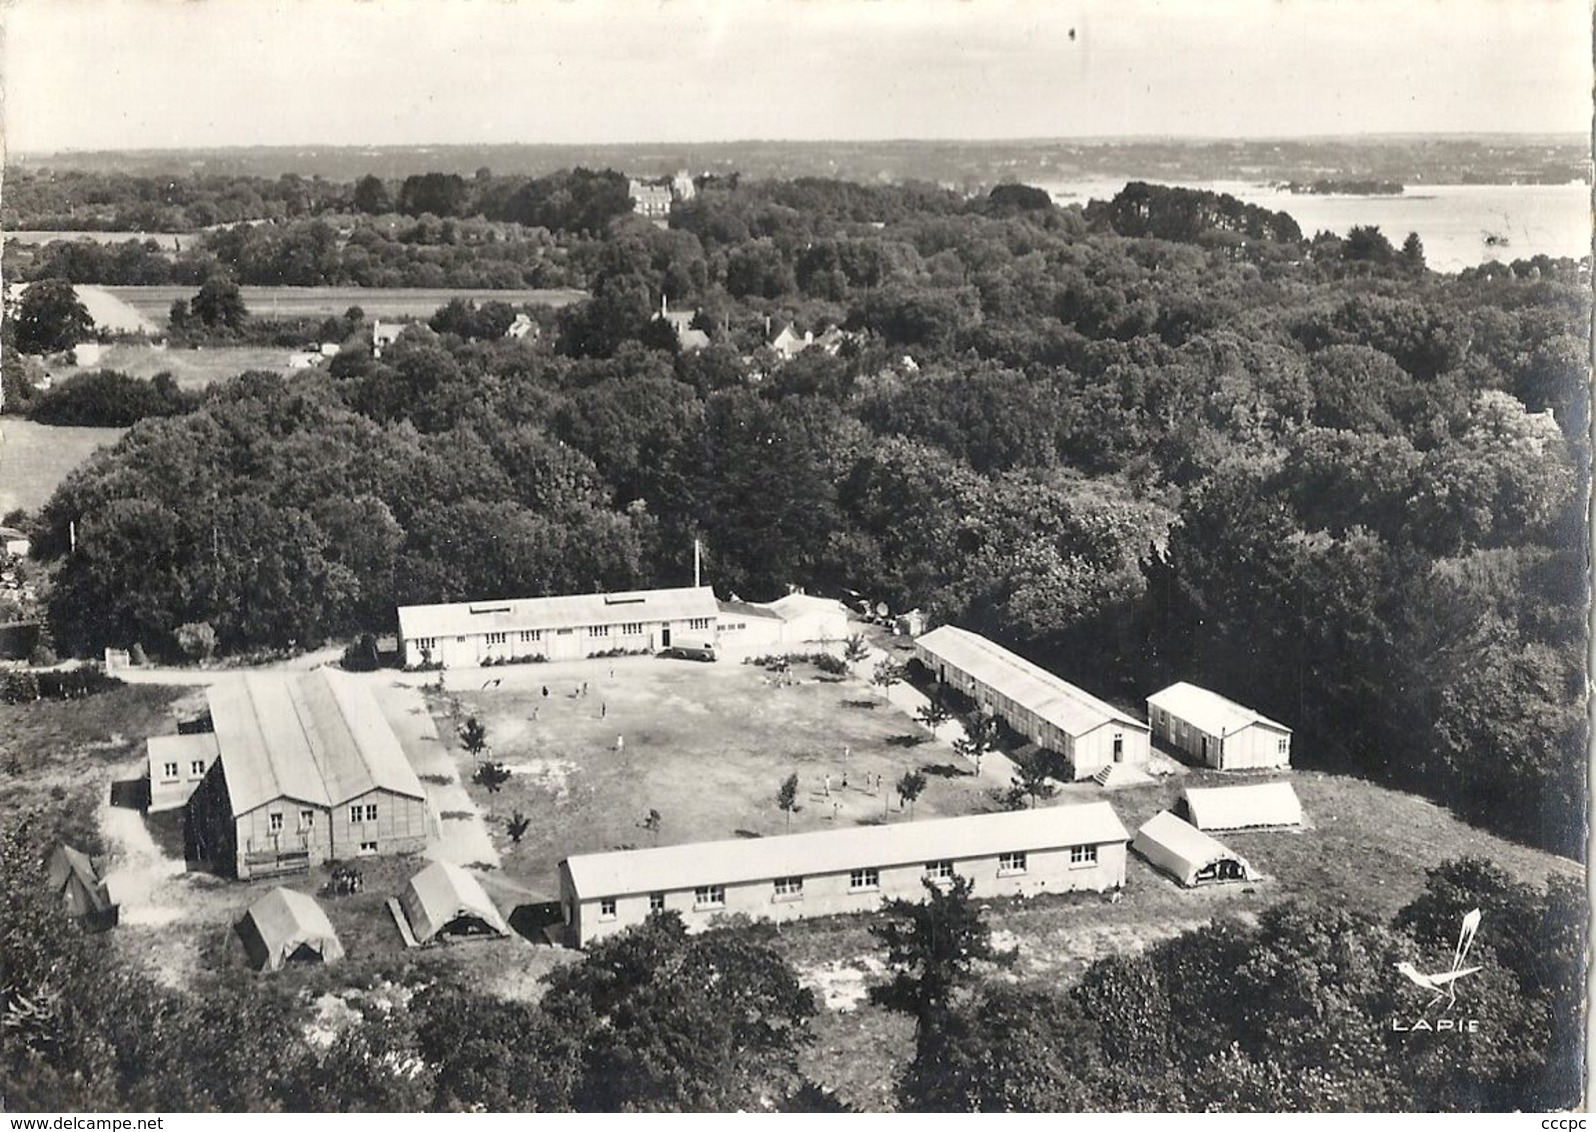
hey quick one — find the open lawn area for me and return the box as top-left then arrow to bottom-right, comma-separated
0,418 -> 126,514
45,343 -> 298,391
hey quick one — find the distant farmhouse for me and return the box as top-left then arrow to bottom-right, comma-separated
1146,682 -> 1292,770
558,801 -> 1129,947
629,171 -> 695,221
912,626 -> 1150,780
182,670 -> 430,880
396,585 -> 850,669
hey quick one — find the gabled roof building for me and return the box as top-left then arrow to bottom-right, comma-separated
185,670 -> 430,880
913,626 -> 1150,780
558,802 -> 1129,947
1146,682 -> 1292,770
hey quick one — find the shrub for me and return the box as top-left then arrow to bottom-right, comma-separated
27,643 -> 57,668
174,621 -> 217,662
1,670 -> 40,704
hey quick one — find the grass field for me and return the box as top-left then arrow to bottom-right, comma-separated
44,343 -> 296,391
103,285 -> 586,325
0,417 -> 126,514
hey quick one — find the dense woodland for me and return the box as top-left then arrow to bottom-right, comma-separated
0,171 -> 1587,1111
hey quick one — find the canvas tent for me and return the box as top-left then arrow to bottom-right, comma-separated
399,860 -> 510,944
1132,810 -> 1257,887
237,888 -> 345,971
46,844 -> 118,929
1180,782 -> 1304,831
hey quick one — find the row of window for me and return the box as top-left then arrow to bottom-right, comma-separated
592,848 -> 1103,920
264,804 -> 378,833
160,759 -> 209,780
415,619 -> 718,652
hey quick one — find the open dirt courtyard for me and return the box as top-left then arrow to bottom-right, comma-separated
404,652 -> 996,900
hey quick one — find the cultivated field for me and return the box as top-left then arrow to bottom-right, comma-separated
41,343 -> 298,391
5,230 -> 187,251
103,285 -> 586,326
0,418 -> 126,514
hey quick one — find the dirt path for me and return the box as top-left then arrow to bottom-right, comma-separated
369,678 -> 501,869
97,759 -> 190,927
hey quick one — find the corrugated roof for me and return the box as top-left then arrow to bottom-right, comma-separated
1146,682 -> 1290,736
399,861 -> 510,943
240,888 -> 344,970
398,586 -> 719,642
563,802 -> 1130,899
915,626 -> 1145,737
1182,783 -> 1303,830
207,670 -> 424,817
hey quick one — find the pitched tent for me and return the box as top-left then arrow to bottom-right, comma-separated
237,888 -> 345,971
1180,782 -> 1304,831
1132,810 -> 1257,887
46,844 -> 118,929
399,861 -> 510,944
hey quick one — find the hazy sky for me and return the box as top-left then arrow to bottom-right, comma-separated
4,0 -> 1591,152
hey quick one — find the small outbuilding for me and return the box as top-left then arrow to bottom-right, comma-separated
46,844 -> 118,929
1132,810 -> 1257,887
1146,682 -> 1291,770
399,861 -> 510,945
237,888 -> 345,971
1179,782 -> 1304,831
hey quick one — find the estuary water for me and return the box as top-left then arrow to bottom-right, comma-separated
1045,179 -> 1591,273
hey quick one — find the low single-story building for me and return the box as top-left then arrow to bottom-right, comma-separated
237,888 -> 345,971
46,844 -> 118,929
1179,782 -> 1303,831
715,591 -> 851,654
558,801 -> 1130,948
912,626 -> 1150,780
147,731 -> 221,812
0,526 -> 31,558
1132,810 -> 1257,887
1146,683 -> 1292,770
185,671 -> 430,880
397,585 -> 721,669
399,861 -> 511,945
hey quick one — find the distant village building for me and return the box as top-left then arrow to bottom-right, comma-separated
505,313 -> 539,340
558,802 -> 1130,947
1145,682 -> 1292,770
0,526 -> 32,558
629,179 -> 674,219
671,170 -> 696,201
768,322 -> 814,360
371,319 -> 408,357
184,670 -> 430,880
397,585 -> 721,669
912,626 -> 1150,780
1131,810 -> 1257,887
656,300 -> 709,352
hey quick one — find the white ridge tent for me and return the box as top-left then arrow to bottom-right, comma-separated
1132,810 -> 1257,887
238,888 -> 345,971
399,860 -> 510,944
1180,782 -> 1304,831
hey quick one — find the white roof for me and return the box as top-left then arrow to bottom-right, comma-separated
1132,810 -> 1254,884
1182,782 -> 1303,830
207,670 -> 425,817
915,626 -> 1145,737
766,593 -> 847,622
147,731 -> 220,765
400,861 -> 510,943
563,802 -> 1129,899
398,586 -> 719,642
1146,682 -> 1290,736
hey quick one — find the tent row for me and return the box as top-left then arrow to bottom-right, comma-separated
1132,782 -> 1305,888
237,860 -> 511,971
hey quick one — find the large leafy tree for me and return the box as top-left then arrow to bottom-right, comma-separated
537,914 -> 816,1111
12,278 -> 93,355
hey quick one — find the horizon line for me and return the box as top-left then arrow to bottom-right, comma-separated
11,130 -> 1591,159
